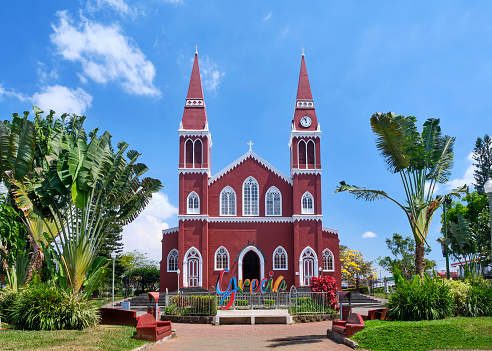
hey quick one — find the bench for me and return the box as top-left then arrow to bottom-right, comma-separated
135,313 -> 172,342
332,313 -> 365,338
367,308 -> 387,320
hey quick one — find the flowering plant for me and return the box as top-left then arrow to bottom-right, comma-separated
310,276 -> 339,310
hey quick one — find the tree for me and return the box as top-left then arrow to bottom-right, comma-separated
335,112 -> 466,280
4,108 -> 163,294
378,233 -> 436,280
472,134 -> 492,194
339,246 -> 376,286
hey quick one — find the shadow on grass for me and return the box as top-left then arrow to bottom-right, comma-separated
266,334 -> 344,348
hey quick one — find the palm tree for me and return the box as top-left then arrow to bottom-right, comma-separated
335,112 -> 467,279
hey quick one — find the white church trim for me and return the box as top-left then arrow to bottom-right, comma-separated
299,246 -> 318,287
162,227 -> 179,235
183,247 -> 203,288
291,169 -> 322,176
237,245 -> 265,282
209,150 -> 293,186
209,216 -> 293,223
322,226 -> 339,234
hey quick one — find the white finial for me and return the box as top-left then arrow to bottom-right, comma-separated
248,140 -> 254,151
301,46 -> 305,57
195,45 -> 198,54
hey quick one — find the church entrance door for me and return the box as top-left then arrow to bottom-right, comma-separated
242,250 -> 260,281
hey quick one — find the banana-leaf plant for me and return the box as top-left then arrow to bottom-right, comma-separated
335,112 -> 467,280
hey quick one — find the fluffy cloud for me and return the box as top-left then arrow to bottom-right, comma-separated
121,192 -> 178,262
32,85 -> 93,115
264,12 -> 272,21
0,182 -> 7,195
197,56 -> 225,94
0,84 -> 29,102
87,0 -> 135,16
362,231 -> 377,239
51,11 -> 160,97
445,152 -> 475,191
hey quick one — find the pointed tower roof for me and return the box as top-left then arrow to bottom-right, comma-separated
296,55 -> 313,100
181,52 -> 207,130
293,53 -> 318,131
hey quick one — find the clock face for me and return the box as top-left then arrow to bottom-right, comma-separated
300,116 -> 312,128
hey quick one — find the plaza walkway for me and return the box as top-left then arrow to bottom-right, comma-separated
149,320 -> 353,351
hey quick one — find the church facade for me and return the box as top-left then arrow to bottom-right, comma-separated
160,52 -> 341,292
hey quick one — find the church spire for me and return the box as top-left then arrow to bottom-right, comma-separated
182,52 -> 207,130
293,53 -> 318,131
296,54 -> 313,101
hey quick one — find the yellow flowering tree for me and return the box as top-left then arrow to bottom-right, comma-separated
339,245 -> 377,286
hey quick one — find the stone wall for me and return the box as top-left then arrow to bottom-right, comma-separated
292,313 -> 339,323
161,315 -> 214,324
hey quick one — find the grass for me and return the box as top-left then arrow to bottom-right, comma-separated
371,292 -> 391,299
352,317 -> 492,351
91,295 -> 127,308
0,324 -> 148,351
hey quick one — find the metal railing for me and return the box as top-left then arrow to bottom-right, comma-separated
162,286 -> 338,317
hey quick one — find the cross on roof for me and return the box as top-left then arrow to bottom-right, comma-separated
301,46 -> 305,56
195,45 -> 198,54
248,140 -> 254,151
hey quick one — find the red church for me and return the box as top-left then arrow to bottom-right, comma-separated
160,52 -> 341,291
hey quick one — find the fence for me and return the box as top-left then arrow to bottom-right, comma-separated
162,286 -> 337,317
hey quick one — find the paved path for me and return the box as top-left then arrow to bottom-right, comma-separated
149,321 -> 353,351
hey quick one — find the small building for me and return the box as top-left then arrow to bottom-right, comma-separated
451,260 -> 492,278
160,52 -> 341,291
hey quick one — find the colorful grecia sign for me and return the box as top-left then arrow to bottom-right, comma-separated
215,269 -> 287,309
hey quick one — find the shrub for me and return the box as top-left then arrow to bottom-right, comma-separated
310,276 -> 338,310
445,277 -> 492,317
445,279 -> 472,316
386,274 -> 453,321
7,283 -> 99,330
0,289 -> 19,323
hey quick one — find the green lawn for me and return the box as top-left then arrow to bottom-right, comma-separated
0,324 -> 148,351
91,295 -> 127,308
352,317 -> 492,351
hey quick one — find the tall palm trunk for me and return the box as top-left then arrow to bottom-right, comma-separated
24,234 -> 44,284
415,243 -> 426,281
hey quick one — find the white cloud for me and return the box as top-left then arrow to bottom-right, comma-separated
88,0 -> 135,16
121,192 -> 178,262
37,62 -> 59,84
264,12 -> 272,21
0,84 -> 29,102
444,152 -> 475,191
51,11 -> 160,97
196,55 -> 225,94
362,231 -> 377,239
32,85 -> 93,115
0,182 -> 7,196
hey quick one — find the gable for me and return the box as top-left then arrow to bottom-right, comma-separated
209,150 -> 292,186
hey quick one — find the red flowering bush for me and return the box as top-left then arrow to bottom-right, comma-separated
311,276 -> 339,311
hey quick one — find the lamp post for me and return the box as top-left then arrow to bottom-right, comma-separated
443,197 -> 451,279
111,251 -> 117,308
177,268 -> 180,292
484,179 -> 492,254
318,266 -> 322,278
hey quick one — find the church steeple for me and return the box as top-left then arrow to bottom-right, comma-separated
181,52 -> 207,130
293,54 -> 318,132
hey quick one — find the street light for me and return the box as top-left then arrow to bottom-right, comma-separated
318,266 -> 322,278
484,179 -> 492,254
443,196 -> 452,279
176,268 -> 180,292
110,251 -> 117,308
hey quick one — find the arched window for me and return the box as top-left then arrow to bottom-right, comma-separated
301,192 -> 314,214
299,247 -> 318,286
220,186 -> 236,216
298,140 -> 306,168
242,177 -> 259,216
265,186 -> 282,216
187,192 -> 199,214
273,246 -> 287,270
307,140 -> 315,168
185,139 -> 193,168
214,246 -> 229,270
167,249 -> 178,272
323,249 -> 334,271
183,247 -> 202,287
194,139 -> 202,168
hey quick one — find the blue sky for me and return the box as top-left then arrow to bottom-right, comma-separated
1,1 -> 491,276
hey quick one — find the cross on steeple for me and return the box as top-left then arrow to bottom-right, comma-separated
195,45 -> 198,54
248,140 -> 254,151
301,46 -> 305,57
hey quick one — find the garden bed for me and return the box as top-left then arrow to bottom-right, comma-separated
351,317 -> 492,351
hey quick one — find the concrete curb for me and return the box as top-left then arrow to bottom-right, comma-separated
326,329 -> 359,349
131,331 -> 176,351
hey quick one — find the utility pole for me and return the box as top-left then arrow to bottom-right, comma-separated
443,197 -> 451,279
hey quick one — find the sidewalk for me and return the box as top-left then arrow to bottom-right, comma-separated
149,321 -> 353,351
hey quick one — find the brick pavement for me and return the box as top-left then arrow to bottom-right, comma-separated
149,321 -> 353,351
